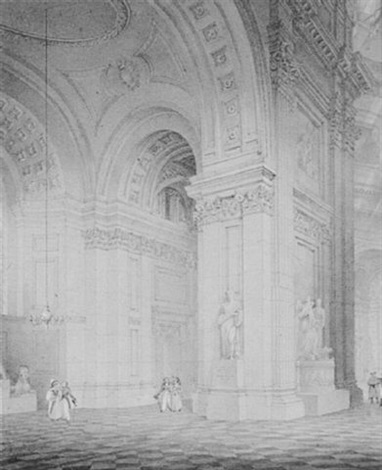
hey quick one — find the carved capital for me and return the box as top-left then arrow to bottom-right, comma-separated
194,183 -> 274,228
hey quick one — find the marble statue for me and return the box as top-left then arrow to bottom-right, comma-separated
11,365 -> 32,396
297,297 -> 332,361
218,290 -> 243,360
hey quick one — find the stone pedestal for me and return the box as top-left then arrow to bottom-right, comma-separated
0,379 -> 37,414
297,359 -> 349,416
193,360 -> 246,421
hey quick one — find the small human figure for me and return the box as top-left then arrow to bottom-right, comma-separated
154,377 -> 172,412
170,377 -> 182,412
61,380 -> 77,410
218,290 -> 243,360
46,379 -> 71,422
367,372 -> 381,404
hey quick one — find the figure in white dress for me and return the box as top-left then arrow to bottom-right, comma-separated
154,377 -> 172,412
61,380 -> 77,411
218,290 -> 243,359
170,377 -> 182,412
46,379 -> 71,422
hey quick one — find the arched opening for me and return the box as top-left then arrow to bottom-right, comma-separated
130,129 -> 197,397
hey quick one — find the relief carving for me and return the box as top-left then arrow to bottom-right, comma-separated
294,208 -> 331,244
194,184 -> 274,227
296,121 -> 319,180
0,94 -> 63,196
211,46 -> 228,67
202,22 -> 219,43
218,72 -> 237,93
83,227 -> 196,270
268,25 -> 300,91
101,57 -> 148,97
189,1 -> 209,21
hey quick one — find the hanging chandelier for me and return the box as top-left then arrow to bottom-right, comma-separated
28,7 -> 66,329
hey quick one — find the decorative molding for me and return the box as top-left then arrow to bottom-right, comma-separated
0,0 -> 131,47
151,305 -> 193,338
293,187 -> 333,221
217,72 -> 237,93
101,57 -> 148,97
202,22 -> 219,43
189,1 -> 210,21
267,20 -> 301,94
0,93 -> 63,197
194,183 -> 274,227
83,227 -> 196,269
211,46 -> 228,67
294,208 -> 331,244
158,162 -> 190,184
328,93 -> 362,151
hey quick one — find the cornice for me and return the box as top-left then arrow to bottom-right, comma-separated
82,226 -> 196,270
187,164 -> 275,200
269,1 -> 373,100
293,187 -> 333,222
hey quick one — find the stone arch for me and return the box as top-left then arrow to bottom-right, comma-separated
0,92 -> 64,200
98,0 -> 271,201
153,0 -> 272,157
1,57 -> 94,199
99,106 -> 200,200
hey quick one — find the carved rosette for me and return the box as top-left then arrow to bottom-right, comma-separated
83,227 -> 196,270
194,183 -> 274,228
294,208 -> 331,244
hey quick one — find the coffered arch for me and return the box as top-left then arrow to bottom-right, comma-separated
99,105 -> 200,201
98,0 -> 271,204
0,58 -> 94,200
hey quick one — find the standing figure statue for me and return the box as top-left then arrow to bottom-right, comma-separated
218,290 -> 243,360
297,297 -> 319,360
297,297 -> 330,360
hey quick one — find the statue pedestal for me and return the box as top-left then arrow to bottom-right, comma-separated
193,359 -> 305,421
194,360 -> 246,421
0,380 -> 37,414
297,360 -> 349,416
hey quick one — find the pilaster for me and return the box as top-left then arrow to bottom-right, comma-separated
268,12 -> 305,419
188,164 -> 304,420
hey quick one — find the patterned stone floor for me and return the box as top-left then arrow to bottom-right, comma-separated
1,403 -> 382,470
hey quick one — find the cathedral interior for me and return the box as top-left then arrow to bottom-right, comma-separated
1,0 -> 381,469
